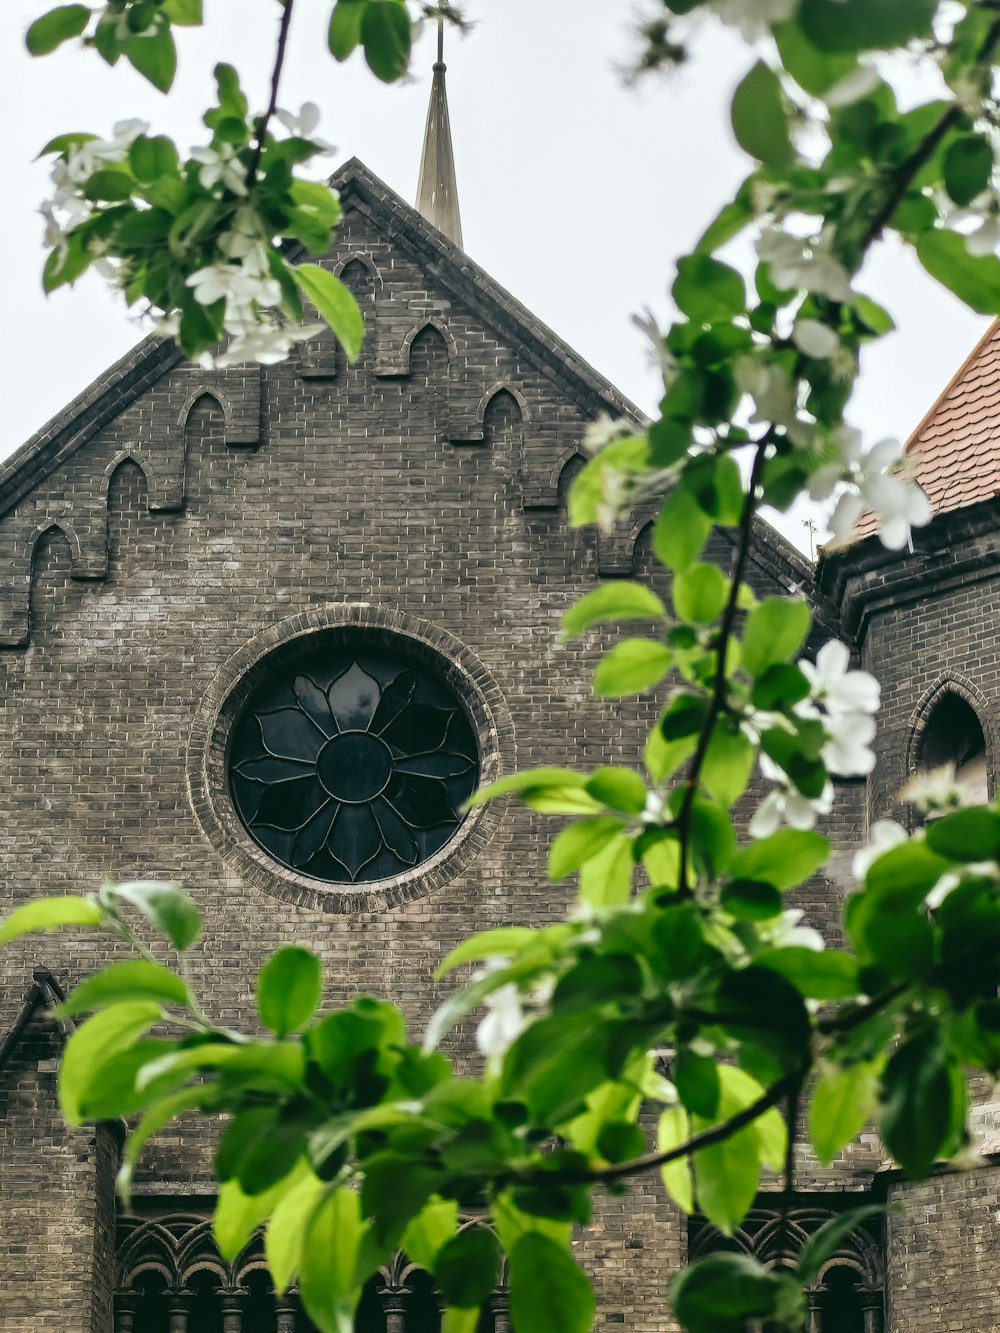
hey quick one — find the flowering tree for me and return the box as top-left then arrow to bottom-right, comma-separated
7,1 -> 1000,1330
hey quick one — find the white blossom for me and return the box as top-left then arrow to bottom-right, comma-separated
801,640 -> 880,716
824,65 -> 882,107
810,428 -> 932,551
898,762 -> 967,815
821,710 -> 876,776
583,414 -> 633,454
185,262 -> 282,310
756,226 -> 854,301
707,0 -> 796,41
749,754 -> 833,837
852,819 -> 908,880
191,143 -> 249,196
792,318 -> 840,360
734,356 -> 797,428
475,982 -> 528,1058
275,102 -> 335,153
210,321 -> 326,368
760,907 -> 825,953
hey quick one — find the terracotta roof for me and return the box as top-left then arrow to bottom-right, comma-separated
855,319 -> 1000,537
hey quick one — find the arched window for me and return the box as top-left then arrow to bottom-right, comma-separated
916,691 -> 988,804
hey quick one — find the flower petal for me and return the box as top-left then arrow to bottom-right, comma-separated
393,751 -> 476,780
370,670 -> 418,735
293,675 -> 336,736
383,703 -> 454,755
292,799 -> 338,865
331,803 -> 382,879
252,775 -> 328,831
258,707 -> 326,760
371,797 -> 420,867
386,774 -> 457,829
235,755 -> 313,782
327,662 -> 381,731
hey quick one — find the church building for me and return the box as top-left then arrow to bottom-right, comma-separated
2,50 -> 1000,1333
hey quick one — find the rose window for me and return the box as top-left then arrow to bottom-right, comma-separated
229,650 -> 480,882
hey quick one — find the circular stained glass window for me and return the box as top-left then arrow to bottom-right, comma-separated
228,649 -> 480,883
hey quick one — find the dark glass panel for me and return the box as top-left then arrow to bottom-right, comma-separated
229,646 -> 480,883
327,662 -> 380,731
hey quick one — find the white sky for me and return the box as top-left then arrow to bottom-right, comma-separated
0,1 -> 990,553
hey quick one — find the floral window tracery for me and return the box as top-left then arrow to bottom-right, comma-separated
229,650 -> 479,883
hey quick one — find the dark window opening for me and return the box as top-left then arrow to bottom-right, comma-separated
918,692 -> 988,804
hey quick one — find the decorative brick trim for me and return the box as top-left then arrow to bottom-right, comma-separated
185,604 -> 515,914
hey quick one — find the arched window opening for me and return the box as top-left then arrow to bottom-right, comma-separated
918,692 -> 988,804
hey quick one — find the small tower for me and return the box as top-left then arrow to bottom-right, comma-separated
415,21 -> 463,248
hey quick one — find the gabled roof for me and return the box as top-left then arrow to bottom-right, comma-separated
855,318 -> 1000,536
0,159 -> 641,519
0,967 -> 68,1074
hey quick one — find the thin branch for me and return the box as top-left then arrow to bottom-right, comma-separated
859,11 -> 1000,253
511,1067 -> 803,1188
676,435 -> 771,894
246,0 -> 297,189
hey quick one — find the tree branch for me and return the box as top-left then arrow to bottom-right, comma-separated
246,0 -> 296,189
676,435 -> 771,895
511,1066 -> 803,1188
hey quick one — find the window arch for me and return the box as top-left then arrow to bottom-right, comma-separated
912,687 -> 989,805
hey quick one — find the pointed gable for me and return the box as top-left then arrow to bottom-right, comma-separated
900,318 -> 1000,520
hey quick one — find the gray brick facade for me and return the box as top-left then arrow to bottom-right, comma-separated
0,159 -> 997,1331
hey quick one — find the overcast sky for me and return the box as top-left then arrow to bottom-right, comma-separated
0,1 -> 990,552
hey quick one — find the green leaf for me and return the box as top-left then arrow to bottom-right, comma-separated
653,487 -> 712,572
560,582 -> 666,641
265,1170 -> 328,1293
692,1130 -> 760,1236
293,264 -> 365,359
800,0 -> 937,53
0,894 -> 104,943
117,1083 -> 221,1202
672,255 -> 746,325
103,880 -> 201,950
809,1060 -> 881,1165
162,0 -> 202,23
702,724 -> 755,807
731,62 -> 792,169
578,835 -> 634,911
675,1050 -> 720,1118
214,1157 -> 310,1261
673,563 -> 728,624
880,1029 -> 955,1177
796,1204 -> 888,1284
944,135 -> 995,207
436,927 -> 537,977
657,1106 -> 694,1212
58,959 -> 190,1017
754,946 -> 860,999
125,22 -> 178,92
299,1187 -> 366,1333
925,807 -> 1000,862
593,638 -> 672,697
549,817 -> 626,881
441,1310 -> 480,1333
729,829 -> 830,889
741,598 -> 811,676
467,767 -> 588,809
129,133 -> 179,181
26,4 -> 91,55
774,18 -> 857,95
434,1227 -> 500,1309
59,1001 -> 163,1125
720,879 -> 783,921
508,1233 -> 595,1333
360,0 -> 412,82
400,1196 -> 459,1270
917,230 -> 1000,316
672,1253 -> 791,1333
83,169 -> 134,202
257,946 -> 323,1037
585,767 -> 648,814
328,0 -> 364,59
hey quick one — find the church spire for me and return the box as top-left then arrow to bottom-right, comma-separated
415,21 -> 464,249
